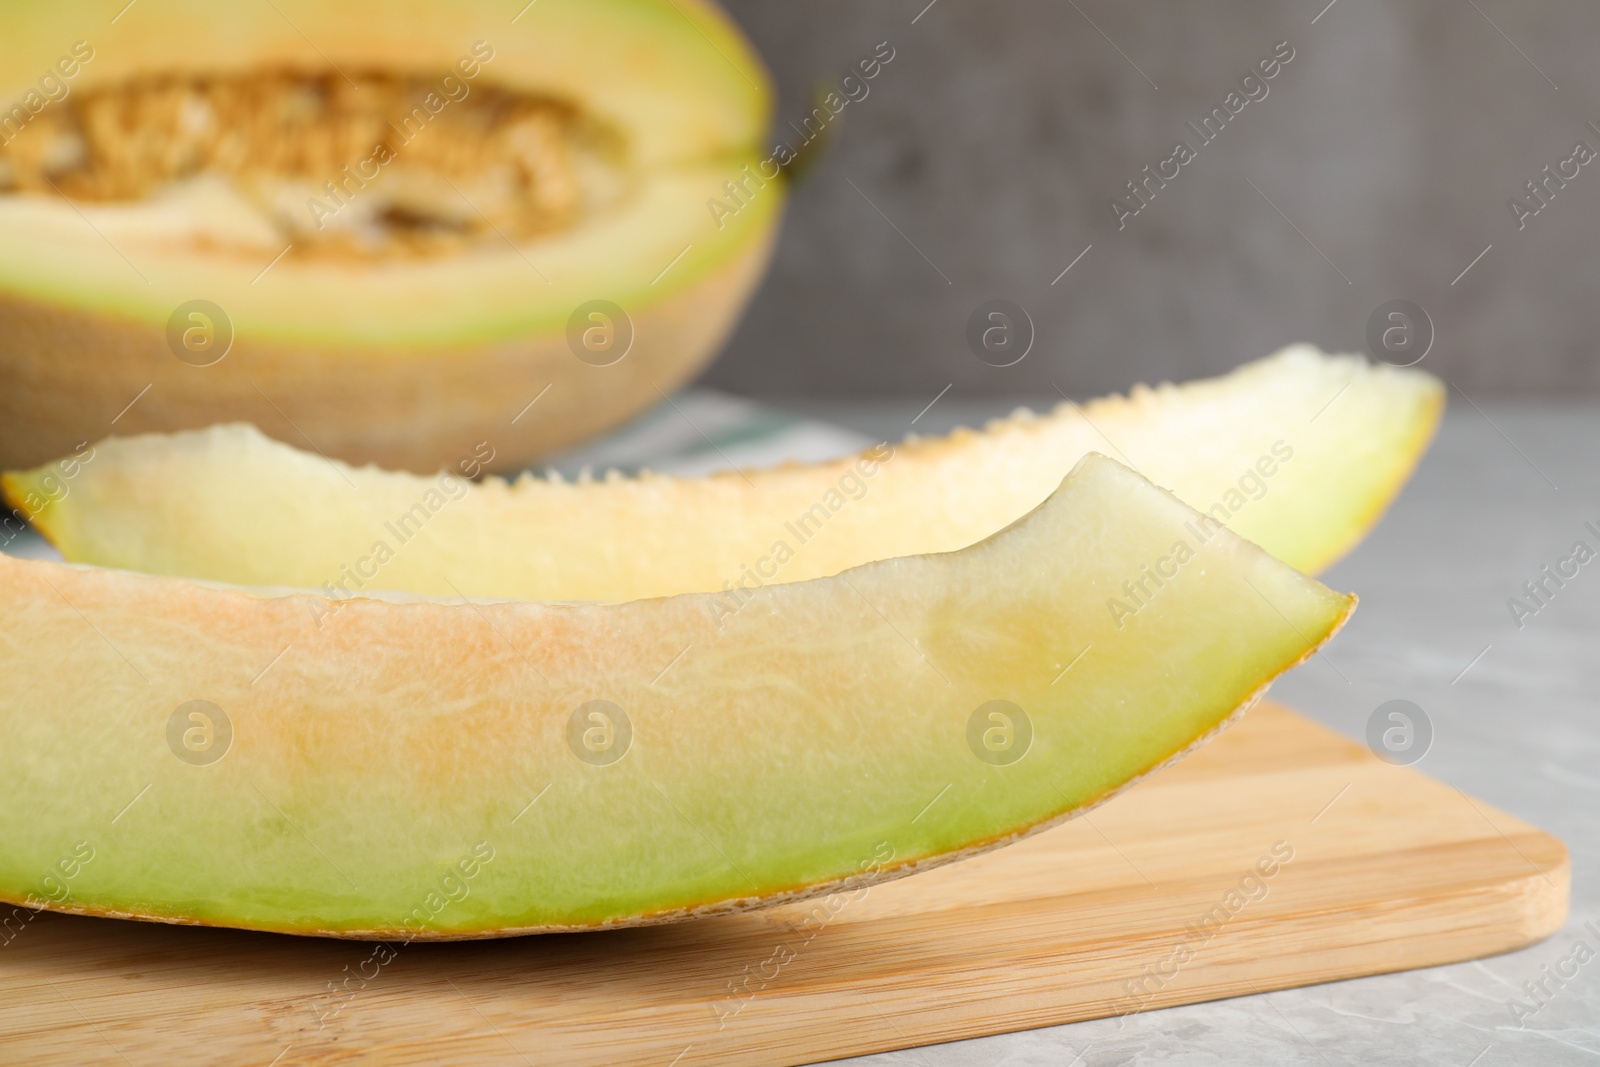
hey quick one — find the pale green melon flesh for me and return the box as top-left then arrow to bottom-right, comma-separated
0,456 -> 1350,938
0,0 -> 779,347
4,347 -> 1442,603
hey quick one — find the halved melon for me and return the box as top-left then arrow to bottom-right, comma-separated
0,0 -> 782,472
0,455 -> 1351,938
5,347 -> 1442,605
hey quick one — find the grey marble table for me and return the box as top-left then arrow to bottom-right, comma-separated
769,398 -> 1599,1067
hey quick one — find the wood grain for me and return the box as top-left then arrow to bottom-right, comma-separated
0,702 -> 1567,1066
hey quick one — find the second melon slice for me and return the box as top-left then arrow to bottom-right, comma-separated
3,346 -> 1440,602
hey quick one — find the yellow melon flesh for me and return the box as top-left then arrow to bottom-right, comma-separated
0,455 -> 1351,938
5,347 -> 1441,605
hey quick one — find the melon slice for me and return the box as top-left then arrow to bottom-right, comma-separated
4,347 -> 1441,605
0,0 -> 782,472
0,455 -> 1351,938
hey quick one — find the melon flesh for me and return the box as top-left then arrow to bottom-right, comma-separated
0,0 -> 774,343
5,347 -> 1441,604
0,0 -> 783,474
0,455 -> 1351,938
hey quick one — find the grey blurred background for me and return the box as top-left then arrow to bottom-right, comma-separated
703,0 -> 1598,400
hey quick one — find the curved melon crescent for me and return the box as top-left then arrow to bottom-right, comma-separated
4,347 -> 1442,603
0,455 -> 1352,939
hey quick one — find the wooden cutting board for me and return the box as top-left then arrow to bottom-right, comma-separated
0,701 -> 1567,1066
